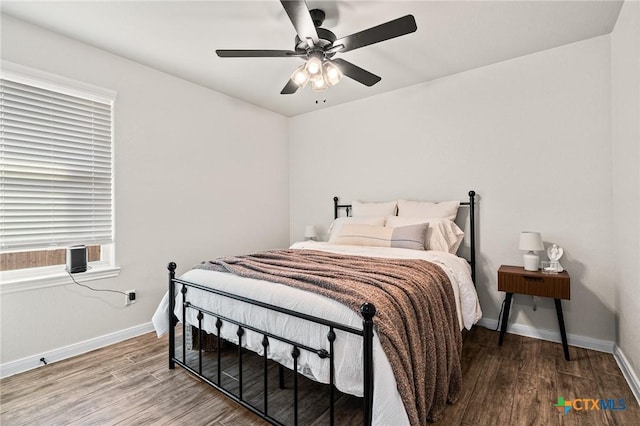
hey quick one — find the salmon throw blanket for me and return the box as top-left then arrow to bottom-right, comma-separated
195,249 -> 462,424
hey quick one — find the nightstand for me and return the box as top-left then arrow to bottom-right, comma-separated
497,265 -> 571,360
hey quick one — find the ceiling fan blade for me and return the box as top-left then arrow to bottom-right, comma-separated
331,59 -> 381,87
216,49 -> 303,58
281,79 -> 300,95
333,15 -> 417,53
280,0 -> 319,46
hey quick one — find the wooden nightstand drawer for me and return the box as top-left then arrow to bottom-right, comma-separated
498,265 -> 570,300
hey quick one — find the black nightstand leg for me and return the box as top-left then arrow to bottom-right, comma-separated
554,298 -> 570,361
498,292 -> 513,346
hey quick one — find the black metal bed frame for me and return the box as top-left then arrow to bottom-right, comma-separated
167,190 -> 476,426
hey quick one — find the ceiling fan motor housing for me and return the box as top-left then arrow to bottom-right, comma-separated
295,29 -> 337,54
295,9 -> 337,57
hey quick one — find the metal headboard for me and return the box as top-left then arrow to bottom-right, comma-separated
333,191 -> 477,285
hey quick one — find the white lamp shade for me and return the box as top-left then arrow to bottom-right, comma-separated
323,61 -> 343,86
304,225 -> 317,239
519,231 -> 543,271
290,64 -> 309,88
305,56 -> 322,76
519,232 -> 544,251
311,75 -> 328,92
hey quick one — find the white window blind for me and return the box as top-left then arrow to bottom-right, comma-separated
1,73 -> 115,252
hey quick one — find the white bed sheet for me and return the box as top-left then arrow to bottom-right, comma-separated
152,242 -> 481,426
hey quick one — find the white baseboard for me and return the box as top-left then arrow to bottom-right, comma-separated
0,322 -> 155,379
613,344 -> 640,406
476,318 -> 615,353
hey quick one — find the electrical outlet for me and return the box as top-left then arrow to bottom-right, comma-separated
125,290 -> 136,306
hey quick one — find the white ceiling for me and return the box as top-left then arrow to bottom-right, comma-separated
1,1 -> 623,117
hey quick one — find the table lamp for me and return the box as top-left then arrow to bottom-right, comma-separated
304,225 -> 317,241
519,231 -> 544,271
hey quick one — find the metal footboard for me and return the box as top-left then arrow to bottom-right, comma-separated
167,262 -> 376,426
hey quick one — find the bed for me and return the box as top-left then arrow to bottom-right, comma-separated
152,191 -> 481,425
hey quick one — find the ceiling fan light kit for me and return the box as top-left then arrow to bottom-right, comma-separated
216,0 -> 417,95
290,54 -> 344,92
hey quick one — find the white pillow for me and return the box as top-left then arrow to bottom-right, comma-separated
397,199 -> 460,221
351,200 -> 397,217
328,216 -> 386,242
331,223 -> 427,251
385,216 -> 464,254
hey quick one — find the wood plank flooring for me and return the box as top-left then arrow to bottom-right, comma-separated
1,326 -> 638,425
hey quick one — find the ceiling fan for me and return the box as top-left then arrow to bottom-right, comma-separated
215,0 -> 417,94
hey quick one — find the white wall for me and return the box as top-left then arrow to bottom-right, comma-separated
611,0 -> 640,384
290,36 -> 615,343
0,15 -> 290,364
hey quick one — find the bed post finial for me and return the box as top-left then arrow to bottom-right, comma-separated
168,262 -> 177,272
361,302 -> 375,426
360,302 -> 376,319
334,196 -> 339,220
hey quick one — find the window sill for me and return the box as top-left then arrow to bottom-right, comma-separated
0,263 -> 121,294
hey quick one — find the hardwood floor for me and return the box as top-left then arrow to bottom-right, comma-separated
1,326 -> 638,425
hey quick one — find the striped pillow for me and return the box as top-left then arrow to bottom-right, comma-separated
332,223 -> 427,251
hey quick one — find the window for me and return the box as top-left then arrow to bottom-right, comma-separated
0,61 -> 118,288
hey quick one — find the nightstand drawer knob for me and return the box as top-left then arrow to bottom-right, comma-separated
523,275 -> 542,280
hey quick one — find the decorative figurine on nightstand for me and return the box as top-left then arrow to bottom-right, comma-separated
546,244 -> 564,272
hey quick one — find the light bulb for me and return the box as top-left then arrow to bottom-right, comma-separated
290,64 -> 309,88
305,57 -> 322,76
322,61 -> 343,86
293,71 -> 306,84
311,77 -> 328,92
